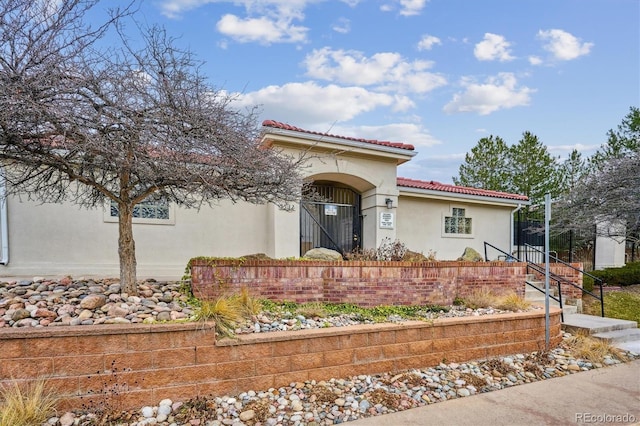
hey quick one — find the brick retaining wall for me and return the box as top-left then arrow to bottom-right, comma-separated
545,263 -> 585,301
0,310 -> 562,411
190,260 -> 530,306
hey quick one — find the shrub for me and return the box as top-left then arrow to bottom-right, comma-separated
590,262 -> 640,286
376,237 -> 407,261
496,292 -> 531,311
345,238 -> 410,261
237,287 -> 262,317
563,332 -> 627,363
461,288 -> 498,309
196,296 -> 245,338
0,378 -> 58,426
80,361 -> 138,425
582,274 -> 595,293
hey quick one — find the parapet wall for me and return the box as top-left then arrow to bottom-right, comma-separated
0,309 -> 563,411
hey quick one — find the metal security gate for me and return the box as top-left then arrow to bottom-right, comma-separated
300,185 -> 362,256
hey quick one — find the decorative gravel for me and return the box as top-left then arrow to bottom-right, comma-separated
47,334 -> 638,426
1,277 -> 637,425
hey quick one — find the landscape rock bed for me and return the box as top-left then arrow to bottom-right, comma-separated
0,277 -> 535,332
49,334 -> 638,426
0,278 -> 194,328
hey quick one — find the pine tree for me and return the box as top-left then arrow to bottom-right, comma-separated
453,135 -> 511,192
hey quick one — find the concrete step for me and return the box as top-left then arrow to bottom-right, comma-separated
562,314 -> 637,335
593,328 -> 640,344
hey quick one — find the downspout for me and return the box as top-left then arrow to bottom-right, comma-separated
510,203 -> 523,259
0,174 -> 8,265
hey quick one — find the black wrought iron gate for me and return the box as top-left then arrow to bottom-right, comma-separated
300,185 -> 362,256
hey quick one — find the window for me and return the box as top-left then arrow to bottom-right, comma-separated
110,199 -> 170,220
444,207 -> 472,235
105,198 -> 174,225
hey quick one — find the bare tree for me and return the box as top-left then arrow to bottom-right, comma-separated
0,0 -> 304,294
553,148 -> 640,244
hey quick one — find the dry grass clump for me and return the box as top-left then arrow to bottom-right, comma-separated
196,297 -> 246,338
196,287 -> 263,337
495,292 -> 531,311
458,372 -> 488,388
462,288 -> 499,309
0,378 -> 59,426
237,287 -> 263,317
563,333 -> 628,363
461,289 -> 531,311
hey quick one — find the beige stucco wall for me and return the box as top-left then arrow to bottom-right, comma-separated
396,195 -> 515,261
0,197 -> 273,279
0,132 -> 524,279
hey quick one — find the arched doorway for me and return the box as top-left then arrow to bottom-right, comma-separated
300,183 -> 362,256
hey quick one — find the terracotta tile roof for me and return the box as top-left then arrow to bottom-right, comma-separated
262,120 -> 415,151
397,177 -> 529,201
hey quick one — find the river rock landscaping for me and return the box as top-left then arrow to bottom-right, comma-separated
47,334 -> 637,426
0,277 -> 637,425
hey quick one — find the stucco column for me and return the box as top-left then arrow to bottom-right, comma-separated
267,203 -> 299,258
361,188 -> 398,250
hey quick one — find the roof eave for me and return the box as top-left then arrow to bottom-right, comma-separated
262,127 -> 417,161
399,187 -> 531,206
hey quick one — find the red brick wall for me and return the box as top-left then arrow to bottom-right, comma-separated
190,260 -> 529,306
0,310 -> 562,411
531,263 -> 584,300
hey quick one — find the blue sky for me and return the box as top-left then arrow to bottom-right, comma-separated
95,0 -> 638,183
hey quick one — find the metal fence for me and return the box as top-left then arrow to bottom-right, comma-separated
514,209 -> 596,271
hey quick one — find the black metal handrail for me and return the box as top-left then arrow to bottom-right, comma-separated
484,241 -> 565,321
484,241 -> 521,262
524,244 -> 605,317
483,241 -> 605,319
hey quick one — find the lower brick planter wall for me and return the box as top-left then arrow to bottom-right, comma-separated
0,309 -> 562,411
190,260 -> 529,306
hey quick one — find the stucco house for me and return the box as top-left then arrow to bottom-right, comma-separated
0,120 -> 529,279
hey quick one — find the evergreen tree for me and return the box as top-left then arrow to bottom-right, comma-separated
452,135 -> 510,192
589,106 -> 640,168
559,149 -> 588,193
508,131 -> 563,206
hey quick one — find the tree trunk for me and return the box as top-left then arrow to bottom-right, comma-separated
118,203 -> 138,295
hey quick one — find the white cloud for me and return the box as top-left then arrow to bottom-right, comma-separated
381,0 -> 428,16
417,34 -> 441,51
216,14 -> 307,44
474,33 -> 515,62
159,0 -> 211,19
528,56 -> 543,66
159,0 -> 313,44
398,0 -> 428,16
443,73 -> 535,115
399,152 -> 466,182
303,47 -> 447,94
334,122 -> 441,149
537,29 -> 594,61
332,17 -> 351,34
233,81 -> 410,124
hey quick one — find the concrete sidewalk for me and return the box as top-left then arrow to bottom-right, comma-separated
351,360 -> 640,426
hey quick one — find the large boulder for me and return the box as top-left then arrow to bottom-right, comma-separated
457,247 -> 484,262
303,247 -> 343,261
403,250 -> 434,262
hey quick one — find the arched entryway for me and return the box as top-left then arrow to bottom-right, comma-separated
300,182 -> 362,256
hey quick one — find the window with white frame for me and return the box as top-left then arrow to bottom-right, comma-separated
444,207 -> 472,235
